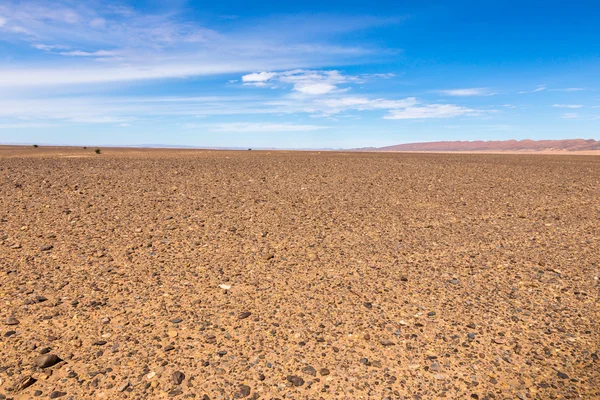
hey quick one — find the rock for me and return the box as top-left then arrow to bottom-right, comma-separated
171,371 -> 185,385
39,347 -> 52,354
430,363 -> 441,372
117,382 -> 130,392
301,366 -> 316,376
557,371 -> 569,379
468,333 -> 476,340
171,318 -> 183,324
218,284 -> 231,290
49,391 -> 66,398
4,330 -> 16,337
168,330 -> 178,338
217,350 -> 227,356
493,338 -> 506,344
287,375 -> 304,386
5,316 -> 19,325
427,311 -> 436,317
93,340 -> 107,346
40,245 -> 53,251
236,385 -> 251,398
11,375 -> 36,392
164,345 -> 175,352
380,338 -> 394,346
319,368 -> 330,376
34,354 -> 61,368
238,311 -> 252,319
433,374 -> 448,380
467,323 -> 476,329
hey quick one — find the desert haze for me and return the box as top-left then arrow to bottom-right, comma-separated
0,146 -> 598,399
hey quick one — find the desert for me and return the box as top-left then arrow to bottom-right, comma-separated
0,146 -> 598,399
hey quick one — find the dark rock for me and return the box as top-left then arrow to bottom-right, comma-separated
93,340 -> 107,346
319,368 -> 330,376
380,338 -> 394,346
4,330 -> 16,337
217,350 -> 227,356
171,318 -> 183,324
49,391 -> 66,398
301,366 -> 316,376
5,316 -> 19,325
171,371 -> 185,385
557,371 -> 569,379
236,385 -> 251,398
40,245 -> 53,251
11,375 -> 36,392
238,311 -> 252,319
34,354 -> 61,368
287,375 -> 304,386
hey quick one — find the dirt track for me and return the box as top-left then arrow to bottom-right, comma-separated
1,147 -> 599,399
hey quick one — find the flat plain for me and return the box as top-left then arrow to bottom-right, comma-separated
1,146 -> 599,399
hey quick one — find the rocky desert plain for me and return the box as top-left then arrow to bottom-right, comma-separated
0,146 -> 598,400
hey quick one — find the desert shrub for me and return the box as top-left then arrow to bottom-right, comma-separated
95,148 -> 101,154
33,144 -> 38,148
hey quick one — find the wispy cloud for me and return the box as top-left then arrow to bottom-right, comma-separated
552,104 -> 583,109
241,69 -> 357,94
560,113 -> 579,119
519,85 -> 546,94
203,122 -> 329,133
384,104 -> 477,119
549,88 -> 585,92
0,2 -> 388,89
438,88 -> 496,96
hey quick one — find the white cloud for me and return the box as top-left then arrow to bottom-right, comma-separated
561,113 -> 579,119
89,18 -> 105,28
384,104 -> 477,119
439,88 -> 495,96
241,69 -> 360,94
242,72 -> 278,82
549,88 -> 585,92
552,104 -> 583,109
293,82 -> 338,95
205,122 -> 328,133
58,50 -> 119,57
533,85 -> 546,92
0,16 -> 6,27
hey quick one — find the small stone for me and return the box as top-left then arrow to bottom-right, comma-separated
34,390 -> 42,396
117,382 -> 130,392
400,276 -> 408,282
171,371 -> 185,385
146,372 -> 156,380
168,330 -> 178,338
433,373 -> 448,380
262,253 -> 275,261
430,363 -> 441,372
236,385 -> 251,398
49,391 -> 66,398
557,371 -> 569,379
468,333 -> 476,340
371,360 -> 382,368
93,340 -> 107,346
319,368 -> 330,376
164,345 -> 175,351
34,354 -> 61,368
5,330 -> 16,337
171,318 -> 183,324
218,284 -> 231,290
11,375 -> 36,392
217,350 -> 227,356
449,278 -> 460,284
238,311 -> 252,319
287,375 -> 304,386
380,338 -> 394,346
467,323 -> 476,329
39,347 -> 52,354
493,338 -> 506,344
301,366 -> 316,376
5,316 -> 19,326
40,245 -> 53,251
427,311 -> 436,317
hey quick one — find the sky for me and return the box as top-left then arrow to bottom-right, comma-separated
0,0 -> 599,149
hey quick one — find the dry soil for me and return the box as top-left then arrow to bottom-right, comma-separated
0,147 -> 599,399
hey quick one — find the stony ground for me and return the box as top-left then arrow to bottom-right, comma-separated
0,147 -> 598,400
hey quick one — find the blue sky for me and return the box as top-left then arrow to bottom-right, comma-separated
0,0 -> 599,148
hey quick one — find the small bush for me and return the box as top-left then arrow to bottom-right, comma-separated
95,148 -> 101,154
83,146 -> 87,149
33,144 -> 38,148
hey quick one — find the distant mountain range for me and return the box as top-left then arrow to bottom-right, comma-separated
372,139 -> 600,152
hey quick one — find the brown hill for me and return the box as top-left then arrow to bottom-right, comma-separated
377,139 -> 600,152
